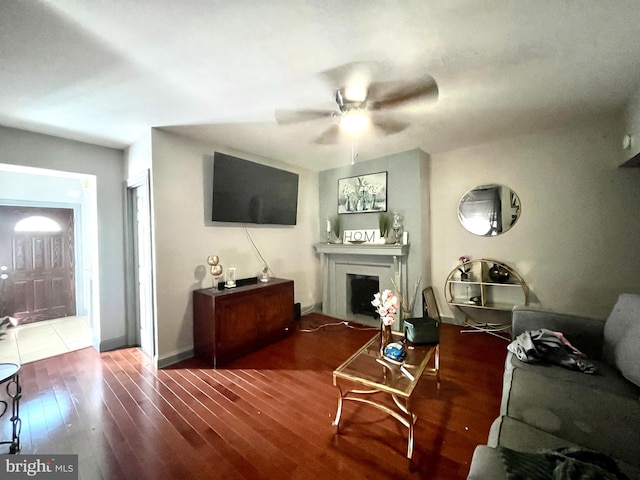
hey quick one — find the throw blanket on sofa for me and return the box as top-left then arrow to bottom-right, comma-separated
507,329 -> 596,374
498,446 -> 630,480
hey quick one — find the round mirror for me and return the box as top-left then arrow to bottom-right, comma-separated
458,184 -> 521,236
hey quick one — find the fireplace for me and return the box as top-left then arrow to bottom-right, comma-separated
349,275 -> 379,318
314,243 -> 409,328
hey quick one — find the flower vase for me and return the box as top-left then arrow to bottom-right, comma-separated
460,272 -> 469,281
380,322 -> 392,356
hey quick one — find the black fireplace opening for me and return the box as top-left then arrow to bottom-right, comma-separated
350,275 -> 380,318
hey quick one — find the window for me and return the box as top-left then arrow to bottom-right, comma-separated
14,216 -> 61,232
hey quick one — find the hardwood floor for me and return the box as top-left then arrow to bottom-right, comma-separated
0,313 -> 508,479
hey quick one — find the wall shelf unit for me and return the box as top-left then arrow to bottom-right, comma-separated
445,259 -> 528,338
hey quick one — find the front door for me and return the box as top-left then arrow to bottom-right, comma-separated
0,206 -> 76,324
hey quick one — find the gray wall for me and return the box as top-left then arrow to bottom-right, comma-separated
318,149 -> 431,317
0,126 -> 127,349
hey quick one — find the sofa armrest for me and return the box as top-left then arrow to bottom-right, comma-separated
512,306 -> 605,360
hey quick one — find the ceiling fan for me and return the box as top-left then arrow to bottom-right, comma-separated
275,63 -> 439,145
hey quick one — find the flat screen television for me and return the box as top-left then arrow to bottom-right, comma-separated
212,152 -> 299,225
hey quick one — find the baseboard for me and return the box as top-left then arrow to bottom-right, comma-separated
301,303 -> 322,315
158,347 -> 194,369
99,335 -> 127,352
441,315 -> 463,326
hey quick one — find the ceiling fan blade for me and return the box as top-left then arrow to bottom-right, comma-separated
314,124 -> 341,145
367,75 -> 438,110
275,109 -> 334,125
371,117 -> 410,136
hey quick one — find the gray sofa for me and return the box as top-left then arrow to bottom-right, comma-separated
467,293 -> 640,479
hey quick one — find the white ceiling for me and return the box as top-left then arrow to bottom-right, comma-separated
2,1 -> 640,171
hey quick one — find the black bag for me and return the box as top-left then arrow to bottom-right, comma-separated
404,316 -> 439,345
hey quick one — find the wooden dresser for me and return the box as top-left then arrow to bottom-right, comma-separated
193,278 -> 295,367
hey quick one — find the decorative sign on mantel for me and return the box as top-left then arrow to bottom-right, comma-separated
343,229 -> 383,244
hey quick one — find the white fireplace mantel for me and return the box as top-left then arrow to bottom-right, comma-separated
314,243 -> 410,325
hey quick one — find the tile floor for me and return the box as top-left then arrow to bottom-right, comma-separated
0,316 -> 93,365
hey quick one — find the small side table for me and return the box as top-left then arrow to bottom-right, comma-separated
0,363 -> 21,454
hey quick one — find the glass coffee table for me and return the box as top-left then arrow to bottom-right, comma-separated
332,331 -> 439,459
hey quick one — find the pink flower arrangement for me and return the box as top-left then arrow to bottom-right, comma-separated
371,289 -> 399,326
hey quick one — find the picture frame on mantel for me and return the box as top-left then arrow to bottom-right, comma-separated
338,171 -> 387,214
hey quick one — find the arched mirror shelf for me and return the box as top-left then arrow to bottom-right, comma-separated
445,259 -> 529,338
458,184 -> 521,236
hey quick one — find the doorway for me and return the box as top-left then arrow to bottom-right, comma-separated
0,163 -> 101,359
0,206 -> 76,324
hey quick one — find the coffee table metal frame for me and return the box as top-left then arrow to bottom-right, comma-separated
332,332 -> 439,459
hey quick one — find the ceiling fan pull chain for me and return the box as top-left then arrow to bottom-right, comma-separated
351,137 -> 359,165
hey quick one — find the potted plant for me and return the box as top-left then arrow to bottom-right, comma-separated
331,216 -> 342,243
379,212 -> 394,243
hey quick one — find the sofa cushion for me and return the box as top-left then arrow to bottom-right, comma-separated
505,353 -> 639,399
501,353 -> 640,468
468,444 -> 640,480
467,446 -> 509,480
481,417 -> 640,480
603,293 -> 640,387
499,446 -> 630,480
488,415 -> 579,451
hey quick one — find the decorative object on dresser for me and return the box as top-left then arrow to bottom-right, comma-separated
206,255 -> 223,290
445,259 -> 528,339
193,278 -> 295,368
225,267 -> 236,288
258,265 -> 270,283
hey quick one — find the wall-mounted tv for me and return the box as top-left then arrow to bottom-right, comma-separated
212,152 -> 299,225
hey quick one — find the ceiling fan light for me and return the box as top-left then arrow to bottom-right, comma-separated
340,109 -> 369,133
343,84 -> 368,103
